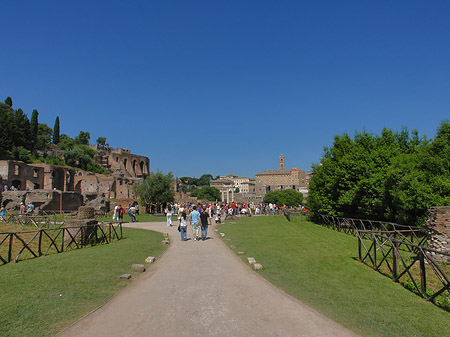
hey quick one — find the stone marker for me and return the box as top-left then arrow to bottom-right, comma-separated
162,239 -> 170,244
238,251 -> 244,255
131,264 -> 146,272
220,233 -> 225,237
215,229 -> 219,232
145,256 -> 155,263
119,274 -> 131,280
254,263 -> 263,270
247,257 -> 256,265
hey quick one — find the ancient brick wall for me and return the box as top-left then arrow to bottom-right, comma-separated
426,206 -> 450,262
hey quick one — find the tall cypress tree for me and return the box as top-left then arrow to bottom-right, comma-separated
53,116 -> 60,144
30,109 -> 39,150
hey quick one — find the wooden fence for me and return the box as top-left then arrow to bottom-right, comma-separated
316,214 -> 427,246
0,222 -> 123,265
357,229 -> 450,305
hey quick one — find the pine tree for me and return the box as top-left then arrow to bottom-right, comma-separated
53,116 -> 60,144
4,97 -> 12,107
30,109 -> 39,150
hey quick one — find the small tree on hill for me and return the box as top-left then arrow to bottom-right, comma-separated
30,109 -> 39,150
53,116 -> 60,144
4,97 -> 12,107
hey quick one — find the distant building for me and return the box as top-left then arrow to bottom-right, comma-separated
255,154 -> 309,197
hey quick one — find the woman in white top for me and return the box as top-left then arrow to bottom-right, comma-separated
179,211 -> 187,241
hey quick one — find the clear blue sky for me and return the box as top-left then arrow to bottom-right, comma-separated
2,1 -> 449,178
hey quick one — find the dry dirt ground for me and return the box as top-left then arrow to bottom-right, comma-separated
58,221 -> 359,337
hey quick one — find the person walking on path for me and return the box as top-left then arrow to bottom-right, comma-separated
166,205 -> 173,227
128,205 -> 137,222
179,211 -> 188,241
189,205 -> 201,241
199,207 -> 211,241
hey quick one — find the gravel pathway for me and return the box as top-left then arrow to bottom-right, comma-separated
59,221 -> 358,337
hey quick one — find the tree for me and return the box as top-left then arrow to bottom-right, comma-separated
134,171 -> 174,208
0,102 -> 14,157
58,134 -> 75,150
96,136 -> 106,146
36,123 -> 53,151
12,108 -> 32,151
75,131 -> 90,145
263,189 -> 303,207
63,144 -> 95,169
4,97 -> 12,107
30,109 -> 39,150
53,116 -> 60,144
190,186 -> 221,201
198,174 -> 213,186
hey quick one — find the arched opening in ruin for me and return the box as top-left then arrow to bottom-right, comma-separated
12,180 -> 21,190
123,158 -> 128,170
132,160 -> 137,173
140,161 -> 144,174
52,168 -> 65,190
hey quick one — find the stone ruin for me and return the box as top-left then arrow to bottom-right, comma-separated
426,206 -> 450,263
65,206 -> 98,246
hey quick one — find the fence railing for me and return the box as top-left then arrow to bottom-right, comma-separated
0,222 -> 123,265
357,229 -> 450,306
316,214 -> 428,246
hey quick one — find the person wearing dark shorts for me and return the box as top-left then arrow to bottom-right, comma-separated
199,207 -> 211,241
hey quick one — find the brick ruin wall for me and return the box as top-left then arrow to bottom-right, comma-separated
426,206 -> 450,262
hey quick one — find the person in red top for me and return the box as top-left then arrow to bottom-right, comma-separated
231,202 -> 236,214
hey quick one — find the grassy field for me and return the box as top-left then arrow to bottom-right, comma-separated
0,227 -> 167,337
218,215 -> 450,337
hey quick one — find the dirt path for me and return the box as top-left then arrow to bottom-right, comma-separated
59,221 -> 358,337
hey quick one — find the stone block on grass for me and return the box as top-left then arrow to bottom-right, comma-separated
238,251 -> 244,255
119,274 -> 131,280
145,256 -> 156,263
247,257 -> 256,265
131,264 -> 146,272
220,233 -> 225,237
253,263 -> 263,270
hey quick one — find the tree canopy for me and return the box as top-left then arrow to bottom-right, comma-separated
308,122 -> 450,226
134,171 -> 175,206
190,186 -> 221,201
263,189 -> 303,207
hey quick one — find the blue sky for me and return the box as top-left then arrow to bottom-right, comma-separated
1,1 -> 449,178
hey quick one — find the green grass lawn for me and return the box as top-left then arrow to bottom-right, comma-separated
218,215 -> 450,337
0,227 -> 167,337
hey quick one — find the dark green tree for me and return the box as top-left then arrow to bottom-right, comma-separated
134,171 -> 175,207
58,134 -> 75,150
96,136 -> 106,146
63,144 -> 95,169
4,97 -> 12,107
0,102 -> 14,157
263,189 -> 303,207
30,109 -> 39,150
12,108 -> 32,151
190,186 -> 221,201
75,131 -> 90,145
36,123 -> 53,151
53,116 -> 60,144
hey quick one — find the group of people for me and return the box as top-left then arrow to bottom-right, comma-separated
167,205 -> 211,241
112,203 -> 140,222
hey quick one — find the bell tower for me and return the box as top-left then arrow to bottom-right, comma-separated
279,154 -> 285,172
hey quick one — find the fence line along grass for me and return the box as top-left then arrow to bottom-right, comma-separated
0,227 -> 167,337
97,213 -> 168,223
218,215 -> 450,337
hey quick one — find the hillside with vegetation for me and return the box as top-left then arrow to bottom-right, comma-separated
0,96 -> 107,174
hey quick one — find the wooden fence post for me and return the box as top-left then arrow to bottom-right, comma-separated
38,230 -> 43,256
8,234 -> 13,263
419,250 -> 427,296
373,233 -> 377,269
392,234 -> 398,280
358,234 -> 362,260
